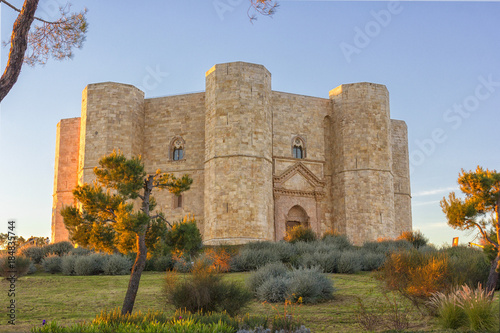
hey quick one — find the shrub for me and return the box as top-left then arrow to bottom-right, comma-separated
230,248 -> 279,272
362,239 -> 412,255
164,264 -> 252,316
247,261 -> 289,294
44,241 -> 73,256
42,254 -> 62,274
201,248 -> 232,273
173,256 -> 193,273
103,254 -> 132,275
74,253 -> 106,275
337,251 -> 362,274
398,230 -> 428,249
153,255 -> 174,272
61,255 -> 77,275
166,217 -> 203,256
284,225 -> 316,243
0,255 -> 31,278
444,246 -> 489,288
256,276 -> 290,303
320,233 -> 352,251
360,251 -> 386,271
287,267 -> 334,303
272,241 -> 298,263
251,264 -> 335,304
298,250 -> 340,273
69,247 -> 93,256
18,246 -> 45,264
28,262 -> 37,274
378,249 -> 449,307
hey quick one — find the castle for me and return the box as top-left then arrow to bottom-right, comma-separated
52,61 -> 412,246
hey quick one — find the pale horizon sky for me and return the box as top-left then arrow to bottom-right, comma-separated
1,1 -> 499,247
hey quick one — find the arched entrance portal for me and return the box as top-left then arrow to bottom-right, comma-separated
285,205 -> 309,232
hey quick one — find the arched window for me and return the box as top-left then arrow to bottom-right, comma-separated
170,137 -> 185,161
292,136 -> 305,159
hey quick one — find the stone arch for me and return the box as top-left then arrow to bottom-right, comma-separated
285,205 -> 310,231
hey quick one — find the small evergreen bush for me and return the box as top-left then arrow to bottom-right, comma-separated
398,230 -> 428,249
287,267 -> 334,303
256,275 -> 290,303
44,241 -> 73,256
251,264 -> 335,303
360,251 -> 386,271
230,248 -> 280,272
69,247 -> 93,256
18,246 -> 45,264
337,251 -> 362,274
173,257 -> 193,273
321,234 -> 352,250
42,254 -> 62,274
247,261 -> 289,294
284,225 -> 316,243
444,246 -> 489,287
28,262 -> 37,274
0,255 -> 31,278
74,253 -> 106,275
153,255 -> 174,272
103,254 -> 132,275
61,255 -> 77,275
165,263 -> 252,316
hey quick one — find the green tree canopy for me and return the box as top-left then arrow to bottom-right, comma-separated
440,166 -> 500,292
61,151 -> 192,314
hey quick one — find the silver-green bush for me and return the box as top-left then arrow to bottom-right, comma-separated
103,254 -> 132,275
287,267 -> 334,303
360,251 -> 386,271
45,241 -> 73,256
230,248 -> 280,272
74,253 -> 106,275
61,255 -> 77,275
256,276 -> 290,303
18,246 -> 45,264
337,251 -> 362,274
247,261 -> 289,294
42,254 -> 62,274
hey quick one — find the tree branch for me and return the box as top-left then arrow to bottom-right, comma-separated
150,214 -> 172,228
1,0 -> 62,24
473,221 -> 499,249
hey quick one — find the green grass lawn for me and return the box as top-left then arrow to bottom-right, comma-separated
0,270 -> 486,333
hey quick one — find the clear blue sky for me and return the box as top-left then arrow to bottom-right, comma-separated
1,1 -> 499,246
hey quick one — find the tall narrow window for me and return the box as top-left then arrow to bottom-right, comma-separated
292,136 -> 305,159
174,195 -> 183,208
170,137 -> 185,161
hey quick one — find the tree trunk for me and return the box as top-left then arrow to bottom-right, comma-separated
485,253 -> 499,294
0,0 -> 39,102
121,232 -> 147,315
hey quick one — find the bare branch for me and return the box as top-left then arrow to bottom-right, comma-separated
248,0 -> 278,22
150,214 -> 172,228
472,221 -> 499,249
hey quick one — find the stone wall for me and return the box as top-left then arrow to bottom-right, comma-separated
51,62 -> 412,246
143,92 -> 206,232
51,118 -> 80,243
329,83 -> 396,245
204,62 -> 274,245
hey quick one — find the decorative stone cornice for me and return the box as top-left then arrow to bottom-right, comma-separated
273,162 -> 325,200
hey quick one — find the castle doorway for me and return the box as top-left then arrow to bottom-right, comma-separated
285,205 -> 309,232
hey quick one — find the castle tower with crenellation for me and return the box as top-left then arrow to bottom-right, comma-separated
51,61 -> 412,246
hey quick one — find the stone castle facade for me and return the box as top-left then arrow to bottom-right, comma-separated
52,61 -> 412,245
